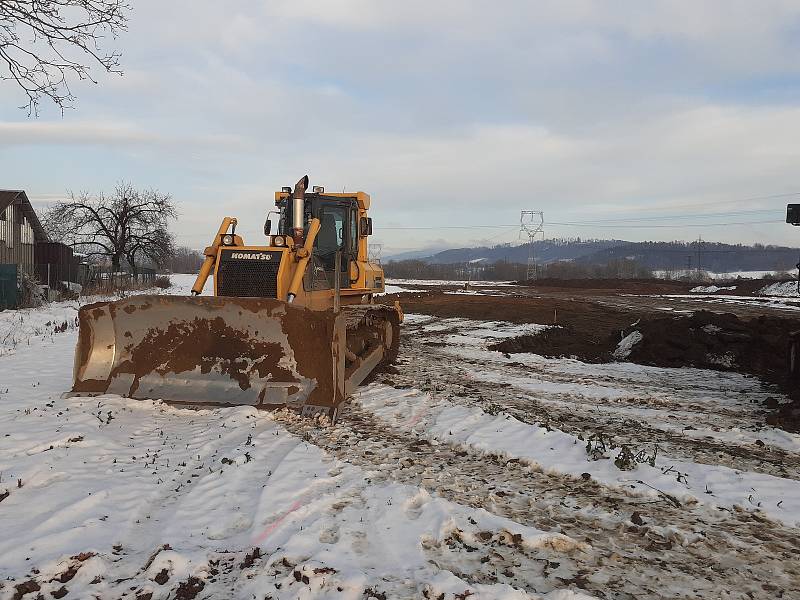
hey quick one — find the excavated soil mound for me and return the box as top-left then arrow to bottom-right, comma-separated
622,311 -> 789,373
491,310 -> 796,377
490,327 -> 610,362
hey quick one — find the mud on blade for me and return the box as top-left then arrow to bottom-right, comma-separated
71,296 -> 346,419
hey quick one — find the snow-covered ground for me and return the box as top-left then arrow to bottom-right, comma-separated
379,284 -> 423,295
654,270 -> 787,280
759,281 -> 800,297
714,270 -> 791,279
1,279 -> 799,598
636,293 -> 800,311
690,284 -> 736,293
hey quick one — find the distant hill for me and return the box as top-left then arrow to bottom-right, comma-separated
382,246 -> 452,261
387,238 -> 800,273
404,239 -> 626,265
576,241 -> 799,273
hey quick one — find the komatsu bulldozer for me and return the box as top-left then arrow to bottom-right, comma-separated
69,176 -> 402,422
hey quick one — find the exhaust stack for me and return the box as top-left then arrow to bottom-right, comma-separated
292,175 -> 309,245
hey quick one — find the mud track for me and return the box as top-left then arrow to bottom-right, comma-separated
393,318 -> 800,480
277,403 -> 800,599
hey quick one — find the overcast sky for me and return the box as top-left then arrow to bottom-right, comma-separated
2,1 -> 800,254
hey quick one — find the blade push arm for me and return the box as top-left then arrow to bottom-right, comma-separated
192,217 -> 237,295
287,217 -> 321,302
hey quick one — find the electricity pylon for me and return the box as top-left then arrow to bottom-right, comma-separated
368,243 -> 383,263
520,211 -> 544,280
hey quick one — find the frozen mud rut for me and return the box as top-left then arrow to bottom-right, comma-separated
1,293 -> 799,599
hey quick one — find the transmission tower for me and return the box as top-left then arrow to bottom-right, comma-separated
520,211 -> 544,280
368,243 -> 383,263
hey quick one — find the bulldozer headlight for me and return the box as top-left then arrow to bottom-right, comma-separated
222,234 -> 234,246
271,235 -> 286,247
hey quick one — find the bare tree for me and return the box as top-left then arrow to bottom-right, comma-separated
44,183 -> 177,273
0,0 -> 130,114
163,246 -> 205,274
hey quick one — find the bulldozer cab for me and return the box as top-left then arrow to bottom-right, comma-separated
278,194 -> 359,289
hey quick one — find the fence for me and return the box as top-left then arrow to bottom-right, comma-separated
6,262 -> 160,301
83,267 -> 157,293
0,264 -> 18,309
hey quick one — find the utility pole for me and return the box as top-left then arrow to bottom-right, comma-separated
796,253 -> 800,295
696,236 -> 703,277
520,211 -> 544,280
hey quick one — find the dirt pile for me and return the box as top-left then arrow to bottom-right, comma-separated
490,327 -> 610,362
622,311 -> 790,374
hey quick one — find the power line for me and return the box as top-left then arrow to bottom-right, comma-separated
380,225 -> 519,230
547,219 -> 780,228
596,191 -> 800,213
380,219 -> 781,230
566,208 -> 777,223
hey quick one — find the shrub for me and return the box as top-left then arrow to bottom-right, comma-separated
18,271 -> 45,308
154,275 -> 172,289
61,288 -> 79,301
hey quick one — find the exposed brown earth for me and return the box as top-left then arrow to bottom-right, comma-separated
384,283 -> 800,431
386,291 -> 635,337
515,277 -> 699,294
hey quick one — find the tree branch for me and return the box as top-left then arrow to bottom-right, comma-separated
1,0 -> 129,114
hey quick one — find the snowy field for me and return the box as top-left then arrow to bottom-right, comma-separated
653,270 -> 787,280
636,293 -> 800,311
1,276 -> 799,599
759,281 -> 800,297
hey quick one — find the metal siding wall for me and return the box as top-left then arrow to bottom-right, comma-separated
0,204 -> 11,263
35,242 -> 76,286
0,203 -> 34,274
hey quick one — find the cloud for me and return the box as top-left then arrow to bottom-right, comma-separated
2,0 -> 800,252
0,121 -> 248,149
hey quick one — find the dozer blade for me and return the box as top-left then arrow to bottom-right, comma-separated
70,295 -> 347,420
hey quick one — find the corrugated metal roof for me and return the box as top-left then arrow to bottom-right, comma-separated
0,189 -> 49,242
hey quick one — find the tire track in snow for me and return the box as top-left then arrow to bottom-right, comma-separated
396,322 -> 800,480
277,405 -> 800,600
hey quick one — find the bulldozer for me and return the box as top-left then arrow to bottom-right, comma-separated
69,176 -> 402,422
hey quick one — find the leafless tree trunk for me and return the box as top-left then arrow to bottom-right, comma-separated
0,0 -> 129,114
44,183 -> 177,273
163,246 -> 204,274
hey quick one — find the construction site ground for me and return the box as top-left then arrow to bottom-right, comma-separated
1,275 -> 799,600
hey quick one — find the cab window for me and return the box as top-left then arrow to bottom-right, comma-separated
315,204 -> 346,270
